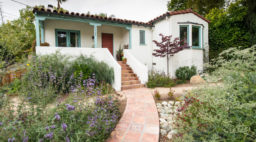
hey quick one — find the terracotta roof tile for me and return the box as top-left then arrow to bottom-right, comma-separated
33,8 -> 209,27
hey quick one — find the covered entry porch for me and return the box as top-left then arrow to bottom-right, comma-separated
35,13 -> 132,58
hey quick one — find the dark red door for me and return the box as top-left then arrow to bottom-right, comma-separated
102,33 -> 113,55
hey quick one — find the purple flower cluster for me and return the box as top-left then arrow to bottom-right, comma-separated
65,104 -> 75,111
44,132 -> 54,140
95,97 -> 104,106
55,113 -> 61,121
62,123 -> 67,132
8,137 -> 15,142
86,75 -> 96,96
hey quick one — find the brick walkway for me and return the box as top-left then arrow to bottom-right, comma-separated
107,88 -> 159,142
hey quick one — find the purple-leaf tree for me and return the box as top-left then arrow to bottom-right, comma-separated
153,34 -> 189,76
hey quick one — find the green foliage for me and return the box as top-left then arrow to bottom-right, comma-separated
74,56 -> 114,85
147,71 -> 175,88
167,0 -> 225,15
116,46 -> 123,61
205,45 -> 256,73
154,90 -> 161,100
0,7 -> 35,68
175,66 -> 196,80
206,0 -> 251,60
173,45 -> 256,141
168,89 -> 174,100
6,79 -> 22,95
246,0 -> 256,44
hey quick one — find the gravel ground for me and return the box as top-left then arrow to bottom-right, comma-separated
156,100 -> 184,141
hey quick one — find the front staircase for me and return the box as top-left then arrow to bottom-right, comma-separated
118,61 -> 144,90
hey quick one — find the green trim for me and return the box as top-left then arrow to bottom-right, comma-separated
202,27 -> 204,49
192,47 -> 203,50
179,25 -> 189,46
35,18 -> 40,46
139,30 -> 145,45
39,21 -> 45,43
126,27 -> 132,49
35,14 -> 132,28
55,29 -> 81,47
89,23 -> 101,48
192,25 -> 201,48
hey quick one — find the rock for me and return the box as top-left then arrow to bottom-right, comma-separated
162,101 -> 168,106
166,125 -> 172,132
167,133 -> 173,139
161,123 -> 168,130
190,75 -> 205,84
159,118 -> 167,123
160,129 -> 167,135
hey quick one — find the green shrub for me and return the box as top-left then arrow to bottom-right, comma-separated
154,90 -> 161,100
175,66 -> 197,80
173,46 -> 256,141
116,46 -> 123,61
147,71 -> 175,88
74,56 -> 114,85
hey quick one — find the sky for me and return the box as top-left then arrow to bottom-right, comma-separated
0,0 -> 170,24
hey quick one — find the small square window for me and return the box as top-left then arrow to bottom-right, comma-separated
139,30 -> 145,45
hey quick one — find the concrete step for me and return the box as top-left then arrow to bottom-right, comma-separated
122,69 -> 133,73
122,76 -> 138,81
121,80 -> 140,85
122,73 -> 137,77
121,84 -> 144,90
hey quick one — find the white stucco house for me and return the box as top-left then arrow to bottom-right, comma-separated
33,7 -> 209,91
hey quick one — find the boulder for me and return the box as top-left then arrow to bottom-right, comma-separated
190,75 -> 205,84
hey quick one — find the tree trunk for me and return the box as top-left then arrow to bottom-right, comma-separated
167,55 -> 169,77
57,1 -> 60,10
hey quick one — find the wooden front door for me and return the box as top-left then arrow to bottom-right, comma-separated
102,33 -> 113,55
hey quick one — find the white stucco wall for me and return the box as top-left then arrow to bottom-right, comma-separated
129,25 -> 153,69
36,46 -> 122,91
152,13 -> 209,78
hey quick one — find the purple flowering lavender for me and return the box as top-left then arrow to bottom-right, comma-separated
23,136 -> 28,142
95,97 -> 104,105
55,113 -> 61,121
62,123 -> 67,131
0,122 -> 3,126
8,137 -> 15,142
65,104 -> 75,111
45,126 -> 50,131
65,136 -> 70,142
23,130 -> 28,142
44,132 -> 54,140
50,125 -> 56,129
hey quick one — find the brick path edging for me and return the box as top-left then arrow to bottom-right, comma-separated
107,88 -> 159,142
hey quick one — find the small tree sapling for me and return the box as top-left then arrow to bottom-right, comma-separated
153,34 -> 189,76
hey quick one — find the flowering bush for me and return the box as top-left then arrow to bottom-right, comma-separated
16,54 -> 114,105
173,46 -> 256,141
0,76 -> 120,141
